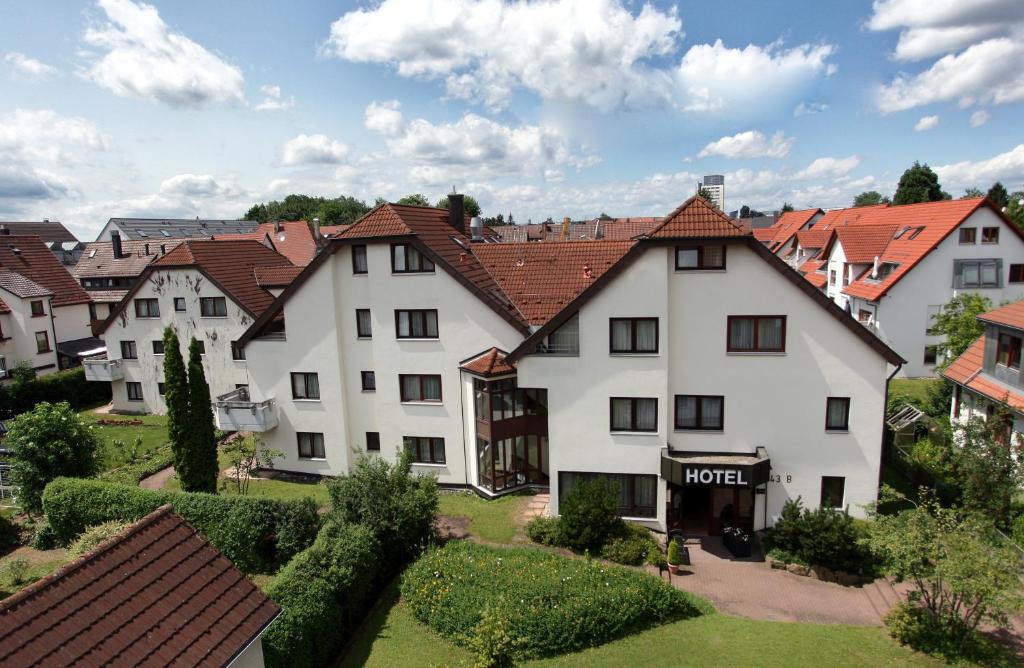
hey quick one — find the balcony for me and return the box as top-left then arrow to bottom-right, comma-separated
83,357 -> 124,381
213,387 -> 278,432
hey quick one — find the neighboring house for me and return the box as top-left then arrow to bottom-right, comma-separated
214,220 -> 319,266
74,233 -> 185,324
813,198 -> 1024,377
943,300 -> 1024,446
0,220 -> 83,265
753,208 -> 824,259
96,217 -> 259,241
0,234 -> 97,373
488,217 -> 660,242
88,239 -> 295,414
233,195 -> 901,535
0,504 -> 280,668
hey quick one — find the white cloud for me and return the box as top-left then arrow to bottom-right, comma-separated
794,101 -> 829,117
697,130 -> 793,159
281,134 -> 349,165
969,109 -> 989,127
364,100 -> 404,136
793,156 -> 861,180
325,0 -> 681,111
0,166 -> 70,200
914,115 -> 939,131
159,173 -> 241,198
676,40 -> 836,113
0,109 -> 107,164
869,0 -> 1024,113
934,143 -> 1024,190
254,84 -> 295,111
4,52 -> 57,79
82,0 -> 245,108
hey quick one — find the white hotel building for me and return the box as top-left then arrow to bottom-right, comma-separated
224,195 -> 903,535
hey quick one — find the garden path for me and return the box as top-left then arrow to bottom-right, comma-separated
521,492 -> 549,522
138,466 -> 175,490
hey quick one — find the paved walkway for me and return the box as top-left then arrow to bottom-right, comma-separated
652,537 -> 901,626
138,466 -> 175,490
521,492 -> 549,522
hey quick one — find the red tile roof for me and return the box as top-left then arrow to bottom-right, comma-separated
254,265 -> 303,288
764,208 -> 822,249
833,223 -> 900,263
815,203 -> 889,228
74,239 -> 185,280
460,347 -> 516,377
600,217 -> 660,240
942,336 -> 1024,411
472,240 -> 636,325
795,227 -> 833,249
805,271 -> 827,289
977,300 -> 1024,331
216,221 -> 316,266
842,198 -> 1000,301
752,227 -> 776,243
0,235 -> 91,307
0,505 -> 279,668
798,259 -> 824,274
149,240 -> 293,317
645,196 -> 750,238
319,224 -> 351,238
0,271 -> 52,299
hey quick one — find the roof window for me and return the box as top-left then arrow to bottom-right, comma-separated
135,229 -> 148,237
893,226 -> 911,239
160,229 -> 171,237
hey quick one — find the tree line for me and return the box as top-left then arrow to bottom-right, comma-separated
243,193 -> 483,227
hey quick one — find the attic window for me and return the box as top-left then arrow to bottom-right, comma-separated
89,249 -> 97,258
135,229 -> 148,237
10,247 -> 20,256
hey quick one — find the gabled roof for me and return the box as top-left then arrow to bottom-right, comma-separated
254,265 -> 304,288
795,226 -> 833,250
644,196 -> 750,238
842,197 -> 1015,302
0,236 -> 91,307
318,224 -> 351,238
942,335 -> 1024,412
216,221 -> 317,266
0,221 -> 78,244
752,227 -> 776,243
107,218 -> 259,240
764,208 -> 823,249
834,224 -> 900,263
600,217 -> 661,240
0,505 -> 279,668
0,271 -> 53,299
74,239 -> 185,280
472,241 -> 636,325
977,300 -> 1024,331
460,347 -> 516,377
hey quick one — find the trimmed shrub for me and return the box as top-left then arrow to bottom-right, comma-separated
0,367 -> 111,420
68,521 -> 128,557
96,444 -> 175,486
262,522 -> 381,668
401,541 -> 712,659
524,516 -> 560,546
599,522 -> 660,566
30,521 -> 58,550
42,477 -> 320,573
884,602 -> 1012,666
557,477 -> 623,553
767,497 -> 877,575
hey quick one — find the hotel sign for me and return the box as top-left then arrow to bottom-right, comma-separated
684,467 -> 748,486
661,452 -> 771,489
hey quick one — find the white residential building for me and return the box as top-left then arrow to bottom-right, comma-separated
701,175 -> 726,212
233,196 -> 902,535
89,239 -> 298,413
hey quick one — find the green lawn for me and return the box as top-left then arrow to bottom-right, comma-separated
341,583 -> 943,668
0,554 -> 68,600
889,378 -> 942,406
79,410 -> 169,471
437,491 -> 530,543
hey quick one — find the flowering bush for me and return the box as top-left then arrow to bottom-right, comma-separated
401,541 -> 712,659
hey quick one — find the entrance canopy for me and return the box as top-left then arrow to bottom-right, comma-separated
661,450 -> 770,488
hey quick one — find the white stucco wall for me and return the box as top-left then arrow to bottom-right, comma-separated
103,268 -> 253,413
52,303 -> 93,343
245,242 -> 524,484
227,637 -> 266,668
0,289 -> 58,377
517,243 -> 890,531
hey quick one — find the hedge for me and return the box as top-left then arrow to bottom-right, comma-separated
41,477 -> 320,573
0,368 -> 111,419
401,541 -> 713,659
262,522 -> 382,668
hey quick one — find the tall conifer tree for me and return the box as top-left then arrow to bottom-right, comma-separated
162,327 -> 190,485
186,337 -> 219,493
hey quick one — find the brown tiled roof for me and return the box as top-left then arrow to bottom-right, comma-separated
0,505 -> 279,668
0,221 -> 78,244
942,335 -> 1024,411
472,240 -> 636,325
460,347 -> 516,377
0,271 -> 52,299
645,196 -> 749,238
87,289 -> 129,304
795,227 -> 833,249
319,224 -> 351,238
600,217 -> 660,240
342,204 -> 528,328
798,259 -> 824,274
763,208 -> 822,249
805,271 -> 828,289
978,300 -> 1024,331
217,221 -> 316,266
74,239 -> 185,280
150,240 -> 293,317
752,227 -> 776,243
255,265 -> 304,288
0,236 -> 91,307
834,224 -> 900,263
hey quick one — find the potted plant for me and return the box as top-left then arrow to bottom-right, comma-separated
667,540 -> 681,574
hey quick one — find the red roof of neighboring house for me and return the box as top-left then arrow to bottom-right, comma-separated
318,224 -> 351,238
472,240 -> 636,325
833,224 -> 900,263
0,235 -> 91,307
815,203 -> 889,227
645,196 -> 749,238
805,271 -> 828,288
254,265 -> 304,288
460,347 -> 516,377
942,336 -> 1024,411
0,505 -> 279,668
842,198 -> 1003,301
600,217 -> 660,240
765,208 -> 822,249
752,228 -> 775,243
74,239 -> 185,281
216,221 -> 317,266
798,259 -> 824,274
795,227 -> 833,249
977,300 -> 1024,331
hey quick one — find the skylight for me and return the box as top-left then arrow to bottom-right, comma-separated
160,230 -> 171,237
135,229 -> 148,237
907,226 -> 924,240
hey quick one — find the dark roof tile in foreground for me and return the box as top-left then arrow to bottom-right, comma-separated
644,196 -> 750,238
0,236 -> 91,307
0,505 -> 279,668
0,271 -> 52,299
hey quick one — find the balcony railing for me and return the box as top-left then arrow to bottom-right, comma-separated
83,357 -> 124,381
213,387 -> 279,432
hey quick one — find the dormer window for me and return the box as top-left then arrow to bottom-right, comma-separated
997,332 -> 1022,370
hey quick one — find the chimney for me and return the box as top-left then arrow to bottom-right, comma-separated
448,193 -> 465,235
312,217 -> 321,239
470,216 -> 484,242
111,231 -> 124,259
0,225 -> 8,236
144,243 -> 150,256
275,221 -> 282,233
160,243 -> 166,255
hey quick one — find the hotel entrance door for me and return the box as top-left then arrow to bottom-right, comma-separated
670,485 -> 755,536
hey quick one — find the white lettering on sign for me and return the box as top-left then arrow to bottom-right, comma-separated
683,467 -> 748,486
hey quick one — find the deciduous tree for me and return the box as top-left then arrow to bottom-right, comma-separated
397,193 -> 431,207
961,187 -> 984,199
853,190 -> 890,207
436,194 -> 482,217
929,293 -> 993,366
1006,190 -> 1024,230
893,162 -> 949,205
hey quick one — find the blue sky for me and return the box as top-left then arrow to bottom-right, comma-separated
1,0 -> 1023,238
